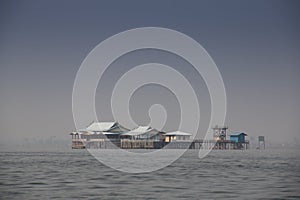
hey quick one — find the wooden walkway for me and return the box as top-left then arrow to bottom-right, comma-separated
72,139 -> 249,150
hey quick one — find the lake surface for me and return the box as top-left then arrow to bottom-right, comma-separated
0,149 -> 299,199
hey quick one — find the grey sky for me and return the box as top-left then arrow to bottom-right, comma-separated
0,0 -> 299,149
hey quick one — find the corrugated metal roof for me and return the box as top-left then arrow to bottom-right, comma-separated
122,126 -> 158,136
86,122 -> 116,132
230,132 -> 247,136
131,126 -> 152,132
165,131 -> 192,136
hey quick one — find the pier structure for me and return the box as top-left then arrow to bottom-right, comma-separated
189,139 -> 249,150
74,139 -> 249,150
70,122 -> 249,150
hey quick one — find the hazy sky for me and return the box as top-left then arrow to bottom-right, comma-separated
0,0 -> 299,149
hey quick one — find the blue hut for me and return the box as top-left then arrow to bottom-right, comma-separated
230,132 -> 247,143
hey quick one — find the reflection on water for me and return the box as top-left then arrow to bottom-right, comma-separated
0,149 -> 299,199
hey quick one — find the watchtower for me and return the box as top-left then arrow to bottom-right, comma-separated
212,125 -> 228,141
258,136 -> 265,150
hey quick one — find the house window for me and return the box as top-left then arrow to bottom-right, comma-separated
165,136 -> 170,142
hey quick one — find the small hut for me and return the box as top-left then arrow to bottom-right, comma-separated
120,126 -> 165,149
230,132 -> 247,143
164,131 -> 192,142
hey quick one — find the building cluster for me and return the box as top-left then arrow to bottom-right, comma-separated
70,121 -> 192,149
70,122 -> 249,149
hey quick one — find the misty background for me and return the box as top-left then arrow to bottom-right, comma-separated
0,0 -> 299,150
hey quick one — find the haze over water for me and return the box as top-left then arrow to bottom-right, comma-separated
0,1 -> 300,199
1,0 -> 300,148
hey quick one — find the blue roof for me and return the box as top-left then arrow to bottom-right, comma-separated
230,132 -> 247,136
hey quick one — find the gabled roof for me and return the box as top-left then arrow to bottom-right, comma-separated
165,131 -> 192,136
86,122 -> 116,132
129,126 -> 152,133
70,121 -> 129,135
122,126 -> 160,136
230,132 -> 247,136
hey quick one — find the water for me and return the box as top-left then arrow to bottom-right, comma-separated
0,149 -> 299,199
